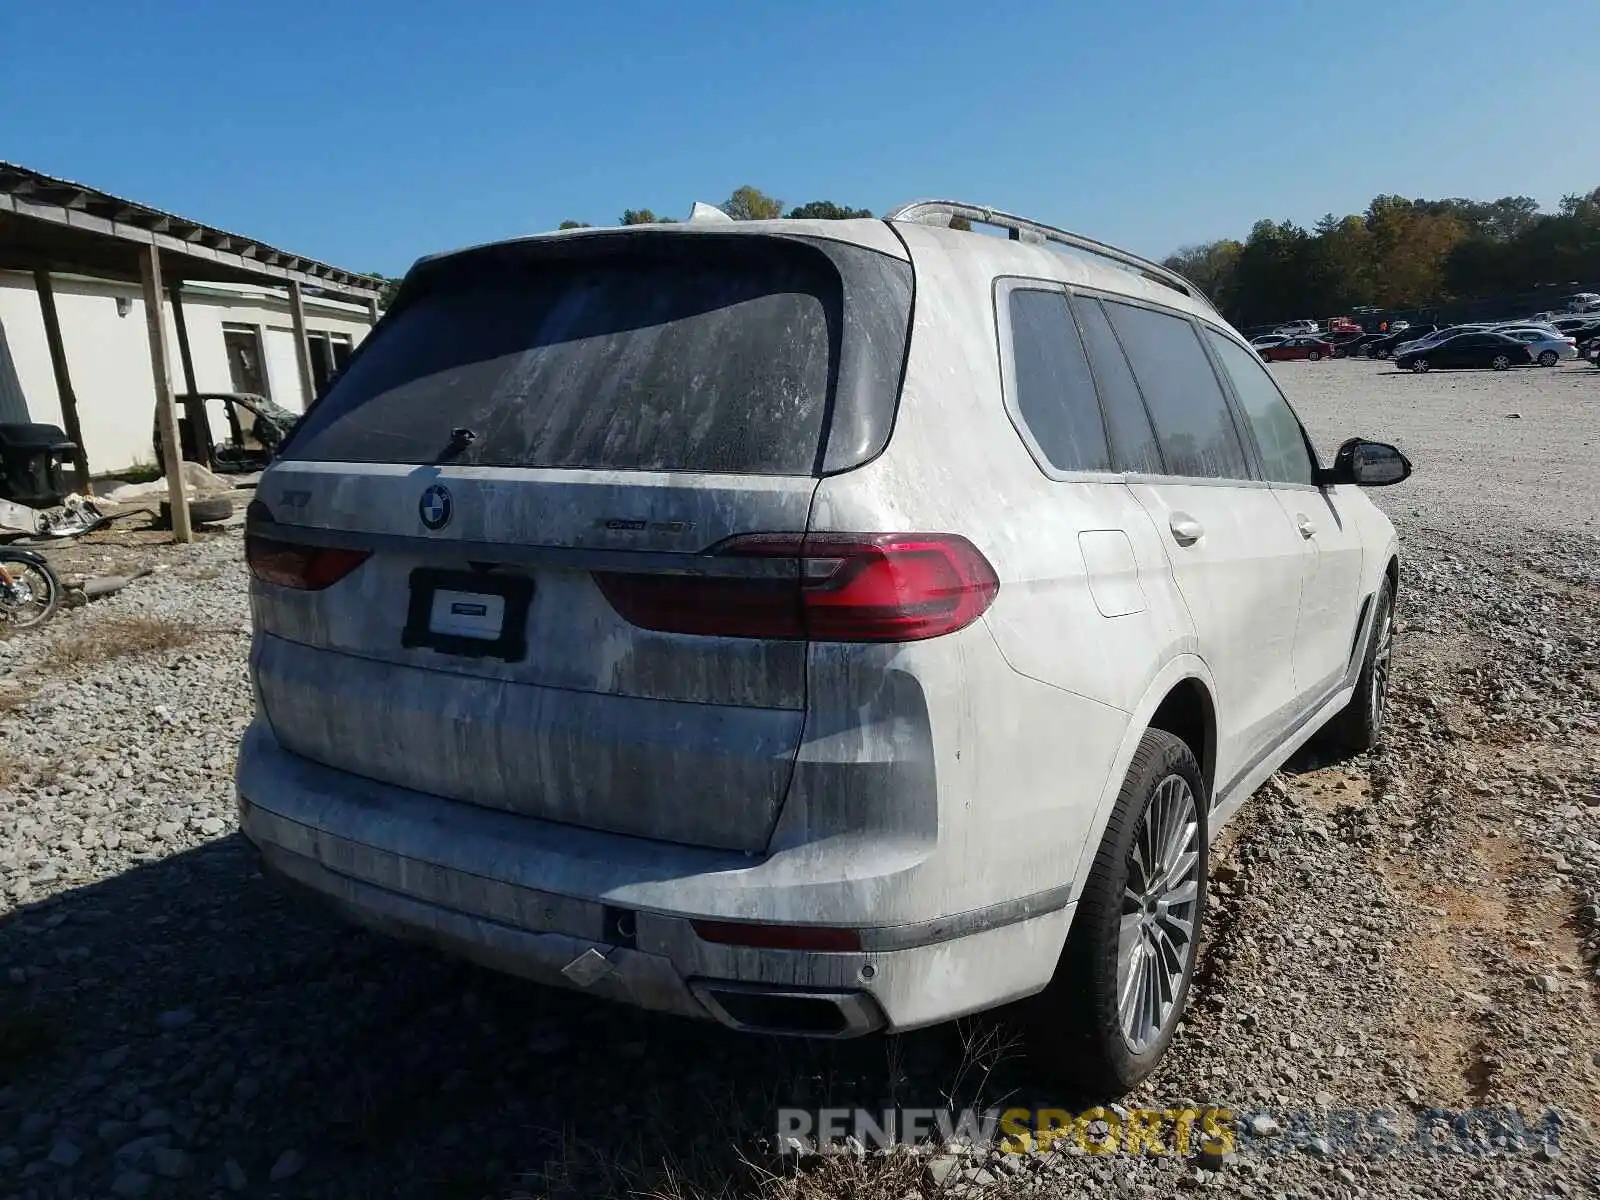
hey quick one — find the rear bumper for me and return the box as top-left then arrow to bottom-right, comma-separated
236,721 -> 1073,1033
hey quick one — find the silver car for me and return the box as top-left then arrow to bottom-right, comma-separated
1495,325 -> 1578,366
238,200 -> 1406,1095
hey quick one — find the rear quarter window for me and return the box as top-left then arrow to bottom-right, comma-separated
1002,288 -> 1112,473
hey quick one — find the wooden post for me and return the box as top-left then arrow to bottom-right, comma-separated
168,282 -> 199,394
139,245 -> 192,543
287,279 -> 314,408
167,283 -> 214,471
32,270 -> 92,487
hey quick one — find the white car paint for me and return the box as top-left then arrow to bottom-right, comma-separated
234,208 -> 1402,1050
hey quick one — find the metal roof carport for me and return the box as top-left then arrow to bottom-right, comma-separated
0,161 -> 383,540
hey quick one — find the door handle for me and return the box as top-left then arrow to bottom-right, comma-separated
1169,513 -> 1204,545
1296,514 -> 1317,539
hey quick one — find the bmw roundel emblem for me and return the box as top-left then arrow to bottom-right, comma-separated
419,483 -> 453,531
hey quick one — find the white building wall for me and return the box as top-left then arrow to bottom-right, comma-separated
262,328 -> 304,408
0,271 -> 374,474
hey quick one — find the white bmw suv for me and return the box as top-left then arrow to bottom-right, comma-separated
237,200 -> 1407,1095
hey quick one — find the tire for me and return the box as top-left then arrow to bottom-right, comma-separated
1491,355 -> 1512,371
1537,350 -> 1558,367
1023,728 -> 1208,1098
1410,358 -> 1430,373
1307,350 -> 1322,362
0,552 -> 61,631
158,497 -> 234,529
1326,576 -> 1394,755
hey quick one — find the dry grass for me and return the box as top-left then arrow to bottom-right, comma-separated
0,683 -> 34,717
499,1021 -> 1029,1200
38,613 -> 205,674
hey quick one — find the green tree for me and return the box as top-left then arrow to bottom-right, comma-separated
558,220 -> 589,229
1161,183 -> 1600,326
785,200 -> 873,220
723,186 -> 783,221
620,209 -> 659,225
368,274 -> 403,309
1163,239 -> 1243,312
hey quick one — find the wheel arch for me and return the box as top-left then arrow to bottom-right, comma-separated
1146,677 -> 1217,797
1066,655 -> 1219,905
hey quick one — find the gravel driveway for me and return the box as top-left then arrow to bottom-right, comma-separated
1,360 -> 1597,1199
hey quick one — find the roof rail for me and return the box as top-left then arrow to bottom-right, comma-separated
885,200 -> 1211,308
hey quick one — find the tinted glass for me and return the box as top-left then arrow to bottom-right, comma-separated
1204,330 -> 1313,486
1102,301 -> 1251,479
1006,289 -> 1112,472
1070,296 -> 1163,474
286,245 -> 843,474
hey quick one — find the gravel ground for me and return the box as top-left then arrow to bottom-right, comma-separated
1,360 -> 1597,1199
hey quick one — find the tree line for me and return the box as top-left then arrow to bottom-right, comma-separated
1164,186 -> 1600,327
561,185 -> 873,228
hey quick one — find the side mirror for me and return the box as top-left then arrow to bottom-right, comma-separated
1322,438 -> 1411,487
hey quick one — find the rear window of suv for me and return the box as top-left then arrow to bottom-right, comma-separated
282,235 -> 912,476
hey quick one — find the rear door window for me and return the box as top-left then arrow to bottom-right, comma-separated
283,237 -> 910,477
1101,300 -> 1252,480
1204,330 -> 1313,486
1003,288 -> 1112,472
1069,296 -> 1164,474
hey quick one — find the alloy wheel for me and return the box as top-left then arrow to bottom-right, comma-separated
1492,355 -> 1511,370
1370,598 -> 1394,731
1538,350 -> 1558,367
1411,358 -> 1430,373
1117,774 -> 1201,1053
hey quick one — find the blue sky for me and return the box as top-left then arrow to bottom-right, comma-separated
3,0 -> 1594,277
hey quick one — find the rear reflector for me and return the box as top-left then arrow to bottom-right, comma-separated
245,535 -> 370,591
692,920 -> 863,952
594,532 -> 998,643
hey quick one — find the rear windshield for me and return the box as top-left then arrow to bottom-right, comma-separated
283,236 -> 907,476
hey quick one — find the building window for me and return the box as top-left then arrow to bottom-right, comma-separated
306,332 -> 354,393
221,325 -> 270,400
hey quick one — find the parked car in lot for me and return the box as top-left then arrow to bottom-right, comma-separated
1249,334 -> 1290,350
1394,330 -> 1534,372
1260,335 -> 1336,361
1274,319 -> 1320,335
236,200 -> 1408,1095
1323,330 -> 1370,357
1393,324 -> 1497,356
1345,332 -> 1389,357
1550,315 -> 1599,339
1583,334 -> 1600,366
1368,324 -> 1439,357
1562,319 -> 1600,347
1495,326 -> 1579,366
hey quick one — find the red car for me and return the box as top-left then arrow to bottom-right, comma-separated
1259,336 -> 1335,362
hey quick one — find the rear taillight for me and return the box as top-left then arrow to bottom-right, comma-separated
594,533 -> 999,643
245,535 -> 370,590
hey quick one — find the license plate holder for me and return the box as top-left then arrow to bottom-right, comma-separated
402,569 -> 533,661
